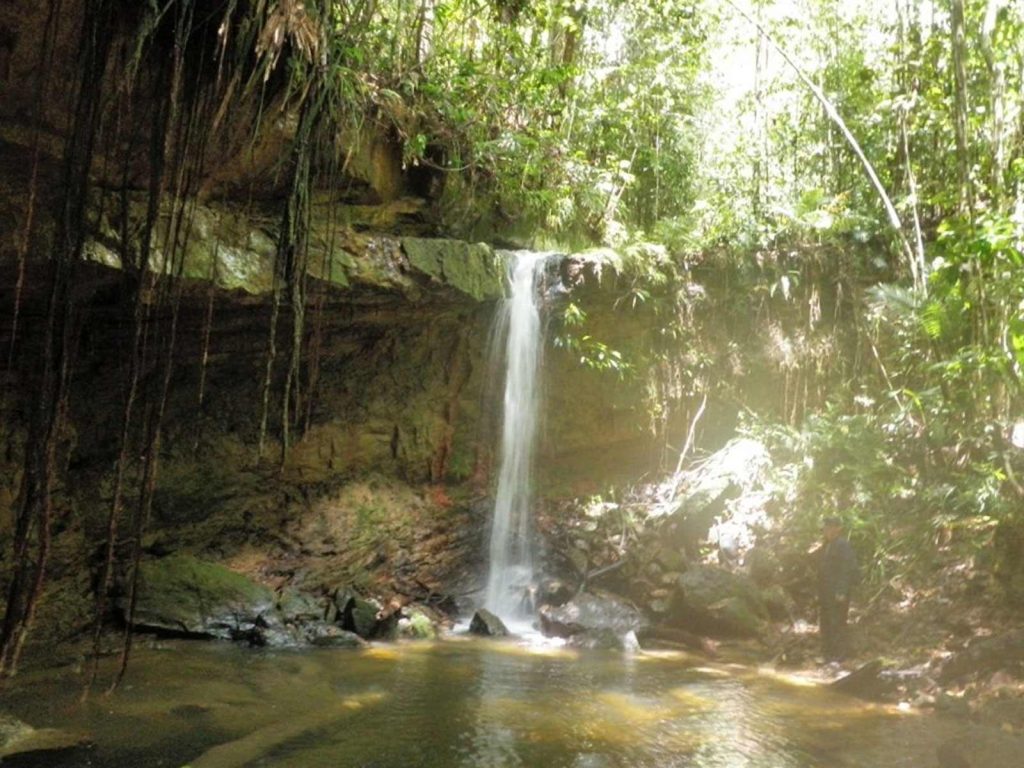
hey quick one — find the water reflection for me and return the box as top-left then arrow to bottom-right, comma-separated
0,638 -> 1019,768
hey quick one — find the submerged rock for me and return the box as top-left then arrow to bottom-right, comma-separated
538,590 -> 647,639
566,628 -> 628,651
469,609 -> 509,637
636,625 -> 717,655
0,714 -> 90,760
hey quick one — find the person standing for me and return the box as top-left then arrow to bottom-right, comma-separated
817,516 -> 858,662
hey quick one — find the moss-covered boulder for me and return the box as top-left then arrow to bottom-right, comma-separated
667,565 -> 768,637
398,604 -> 443,640
277,589 -> 328,624
336,592 -> 391,639
122,555 -> 275,639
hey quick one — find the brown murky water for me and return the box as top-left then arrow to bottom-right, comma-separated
0,636 -> 1019,767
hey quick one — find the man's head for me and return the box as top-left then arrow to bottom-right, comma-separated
822,516 -> 843,542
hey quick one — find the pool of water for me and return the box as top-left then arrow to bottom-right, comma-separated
0,636 -> 1017,767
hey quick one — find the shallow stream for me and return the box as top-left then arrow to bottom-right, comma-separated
1,637 -> 1018,767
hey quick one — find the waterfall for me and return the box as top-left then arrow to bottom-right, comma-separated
484,251 -> 548,618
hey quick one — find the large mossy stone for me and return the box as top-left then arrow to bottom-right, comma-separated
123,555 -> 275,639
338,593 -> 385,639
398,604 -> 443,640
669,566 -> 767,637
402,238 -> 505,301
277,589 -> 327,624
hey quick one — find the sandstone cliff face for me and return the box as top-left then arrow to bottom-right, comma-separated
0,0 -> 667,650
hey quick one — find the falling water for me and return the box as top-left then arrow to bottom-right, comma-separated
484,251 -> 548,618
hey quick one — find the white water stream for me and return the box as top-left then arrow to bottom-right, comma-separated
483,251 -> 549,619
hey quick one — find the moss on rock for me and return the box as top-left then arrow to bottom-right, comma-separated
402,238 -> 506,301
125,555 -> 274,638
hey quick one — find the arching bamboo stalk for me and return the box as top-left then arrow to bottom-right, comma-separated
724,0 -> 925,293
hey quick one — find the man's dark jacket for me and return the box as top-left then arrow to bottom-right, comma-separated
818,537 -> 858,597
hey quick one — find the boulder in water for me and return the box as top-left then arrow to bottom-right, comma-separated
307,625 -> 367,648
120,555 -> 275,640
539,589 -> 647,639
566,628 -> 629,651
337,593 -> 386,639
469,609 -> 510,637
277,589 -> 328,624
829,659 -> 891,700
397,604 -> 445,640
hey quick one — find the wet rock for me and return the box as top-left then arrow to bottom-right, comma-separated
397,604 -> 444,639
307,625 -> 367,648
637,625 -> 717,655
668,565 -> 767,637
121,555 -> 275,640
759,584 -> 796,622
939,628 -> 1024,682
566,628 -> 628,651
830,659 -> 892,701
256,624 -> 303,648
469,609 -> 509,637
536,578 -> 574,608
338,593 -> 385,639
0,715 -> 33,753
0,714 -> 91,760
277,589 -> 327,624
539,590 -> 647,639
650,542 -> 687,573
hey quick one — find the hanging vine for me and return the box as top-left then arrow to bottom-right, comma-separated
0,0 -> 116,681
